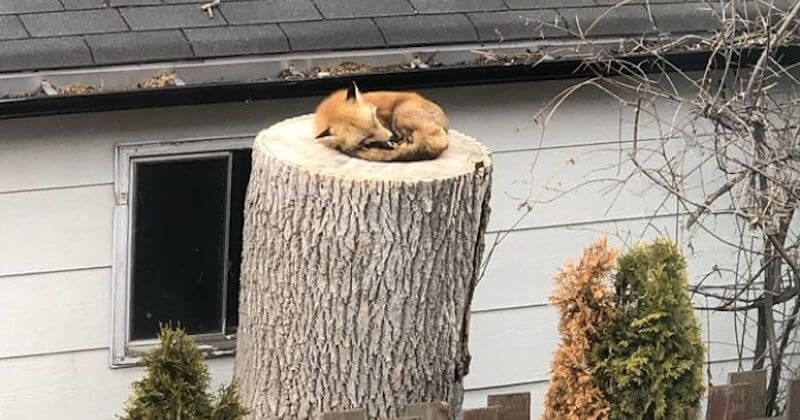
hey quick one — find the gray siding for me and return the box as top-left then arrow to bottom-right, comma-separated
0,80 -> 745,418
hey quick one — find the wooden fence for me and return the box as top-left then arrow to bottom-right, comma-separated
317,370 -> 800,420
707,370 -> 800,419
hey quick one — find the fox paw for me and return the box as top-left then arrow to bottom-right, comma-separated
362,139 -> 397,150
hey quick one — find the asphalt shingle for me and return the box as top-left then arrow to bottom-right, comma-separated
409,0 -> 507,14
469,10 -> 562,42
184,25 -> 289,57
111,0 -> 162,5
504,0 -> 596,8
0,0 -> 761,75
281,19 -> 384,51
0,37 -> 92,71
313,0 -> 415,19
595,0 -> 692,4
558,5 -> 654,37
21,9 -> 127,37
375,15 -> 479,46
0,0 -> 62,15
219,0 -> 321,25
0,16 -> 28,40
86,30 -> 193,64
649,3 -> 720,33
61,0 -> 108,10
120,4 -> 226,30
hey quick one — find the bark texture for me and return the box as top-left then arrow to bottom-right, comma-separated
234,115 -> 492,420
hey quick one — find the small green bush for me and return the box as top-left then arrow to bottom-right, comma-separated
121,324 -> 248,420
591,238 -> 705,420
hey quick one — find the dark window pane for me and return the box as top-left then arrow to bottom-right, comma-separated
225,150 -> 252,334
131,156 -> 229,340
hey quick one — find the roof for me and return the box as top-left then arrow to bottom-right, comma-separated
0,0 -> 729,74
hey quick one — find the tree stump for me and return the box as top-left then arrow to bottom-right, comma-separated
234,114 -> 492,420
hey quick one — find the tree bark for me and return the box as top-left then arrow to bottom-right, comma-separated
234,115 -> 492,420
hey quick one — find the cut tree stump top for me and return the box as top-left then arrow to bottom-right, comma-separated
255,114 -> 491,182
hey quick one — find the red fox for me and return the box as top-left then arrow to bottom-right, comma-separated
313,82 -> 449,162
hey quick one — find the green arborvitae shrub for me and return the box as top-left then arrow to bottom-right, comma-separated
121,324 -> 248,420
591,238 -> 705,420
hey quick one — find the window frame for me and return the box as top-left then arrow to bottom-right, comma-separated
112,135 -> 253,368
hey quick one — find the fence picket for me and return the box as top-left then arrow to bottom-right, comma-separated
487,392 -> 530,420
399,402 -> 450,420
728,370 -> 767,418
707,384 -> 748,420
462,405 -> 500,420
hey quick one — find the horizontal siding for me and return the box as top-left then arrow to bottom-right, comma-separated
477,216 -> 679,310
0,79 -> 740,419
0,97 -> 319,194
0,79 -> 698,195
0,348 -> 233,420
466,305 -> 559,389
0,184 -> 112,277
0,268 -> 109,359
0,265 -> 751,378
427,80 -> 630,153
489,142 -> 677,231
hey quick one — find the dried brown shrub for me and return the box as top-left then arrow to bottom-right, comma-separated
543,237 -> 618,420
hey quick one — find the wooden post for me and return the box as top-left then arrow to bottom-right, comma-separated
785,377 -> 800,420
707,384 -> 748,420
487,392 -> 530,420
399,402 -> 451,420
234,115 -> 492,419
728,370 -> 767,417
462,406 -> 500,420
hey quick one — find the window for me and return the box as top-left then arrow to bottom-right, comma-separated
112,136 -> 253,366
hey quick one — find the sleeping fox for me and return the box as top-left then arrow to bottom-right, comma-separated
313,82 -> 449,162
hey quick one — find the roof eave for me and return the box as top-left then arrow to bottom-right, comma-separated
0,38 -> 775,120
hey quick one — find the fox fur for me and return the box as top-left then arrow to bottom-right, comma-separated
313,82 -> 449,162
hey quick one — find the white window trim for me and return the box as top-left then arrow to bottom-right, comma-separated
111,134 -> 254,368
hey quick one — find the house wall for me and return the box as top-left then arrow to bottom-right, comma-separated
0,79 -> 746,419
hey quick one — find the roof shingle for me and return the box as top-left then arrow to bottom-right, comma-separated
0,16 -> 28,40
313,0 -> 415,19
375,14 -> 479,46
649,3 -> 721,33
0,0 -> 62,15
468,10 -> 561,42
0,0 -> 729,74
504,0 -> 595,8
558,5 -> 654,37
408,0 -> 507,14
281,19 -> 384,51
112,0 -> 162,6
20,9 -> 127,38
0,37 -> 92,71
184,25 -> 289,57
61,0 -> 108,10
120,4 -> 226,30
85,30 -> 194,64
219,0 -> 321,25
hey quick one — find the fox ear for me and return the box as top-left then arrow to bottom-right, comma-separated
346,81 -> 361,102
315,128 -> 332,138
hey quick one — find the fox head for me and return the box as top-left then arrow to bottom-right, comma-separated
313,82 -> 394,151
